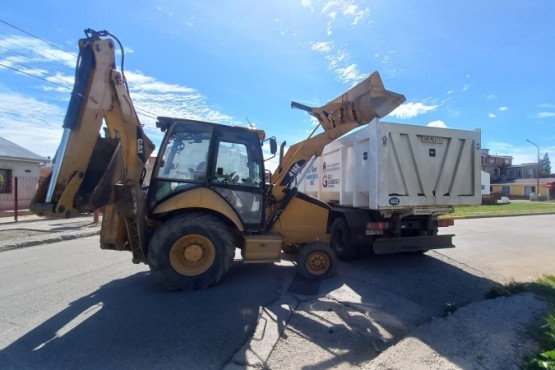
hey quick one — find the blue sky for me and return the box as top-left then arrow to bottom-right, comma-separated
1,0 -> 554,166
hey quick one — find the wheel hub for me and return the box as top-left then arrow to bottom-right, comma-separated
306,251 -> 329,275
184,244 -> 203,262
170,235 -> 216,276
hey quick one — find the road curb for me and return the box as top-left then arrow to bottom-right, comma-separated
0,230 -> 100,253
444,211 -> 555,220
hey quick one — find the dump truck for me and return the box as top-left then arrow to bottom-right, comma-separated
296,120 -> 482,259
31,29 -> 407,290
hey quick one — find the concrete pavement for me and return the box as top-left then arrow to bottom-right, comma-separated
0,215 -> 100,252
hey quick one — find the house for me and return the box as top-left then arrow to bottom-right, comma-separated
491,177 -> 555,199
481,149 -> 512,183
0,137 -> 47,212
506,163 -> 539,181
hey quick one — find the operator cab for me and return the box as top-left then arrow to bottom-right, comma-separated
148,118 -> 268,229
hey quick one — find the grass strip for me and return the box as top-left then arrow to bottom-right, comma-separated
487,275 -> 555,369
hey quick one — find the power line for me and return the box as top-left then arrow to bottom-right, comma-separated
0,20 -> 161,120
0,19 -> 75,58
0,30 -> 77,68
0,62 -> 72,90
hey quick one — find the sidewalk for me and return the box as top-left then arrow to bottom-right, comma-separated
0,215 -> 101,252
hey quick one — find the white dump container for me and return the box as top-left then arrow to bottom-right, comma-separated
298,119 -> 481,212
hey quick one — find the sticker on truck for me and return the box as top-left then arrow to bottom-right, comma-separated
389,197 -> 400,206
322,160 -> 341,189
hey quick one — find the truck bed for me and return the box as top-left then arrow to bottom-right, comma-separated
298,119 -> 481,213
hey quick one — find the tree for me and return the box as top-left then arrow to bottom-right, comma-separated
540,152 -> 551,177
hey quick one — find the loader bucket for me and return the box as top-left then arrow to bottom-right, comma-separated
310,72 -> 405,130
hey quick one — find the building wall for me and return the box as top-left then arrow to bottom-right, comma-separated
0,159 -> 40,177
491,183 -> 549,197
0,159 -> 40,211
481,170 -> 490,195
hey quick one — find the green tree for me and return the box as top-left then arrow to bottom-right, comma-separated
540,152 -> 551,177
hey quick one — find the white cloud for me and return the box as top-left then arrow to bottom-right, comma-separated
310,41 -> 333,53
537,112 -> 555,119
488,113 -> 496,118
0,35 -> 76,69
389,102 -> 438,119
427,120 -> 447,128
0,34 -> 239,157
498,106 -> 508,111
0,92 -> 65,157
322,0 -> 370,25
334,64 -> 367,85
538,103 -> 554,108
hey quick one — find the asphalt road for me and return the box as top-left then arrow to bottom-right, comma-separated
438,214 -> 555,283
0,237 -> 297,370
1,215 -> 553,369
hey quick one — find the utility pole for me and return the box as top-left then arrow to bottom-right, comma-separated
526,139 -> 540,199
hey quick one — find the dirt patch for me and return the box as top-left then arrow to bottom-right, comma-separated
0,229 -> 49,242
367,292 -> 548,370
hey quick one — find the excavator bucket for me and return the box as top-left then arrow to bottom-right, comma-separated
309,72 -> 405,131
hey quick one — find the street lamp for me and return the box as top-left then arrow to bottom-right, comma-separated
526,139 -> 540,199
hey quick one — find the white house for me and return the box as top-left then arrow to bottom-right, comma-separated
0,137 -> 47,212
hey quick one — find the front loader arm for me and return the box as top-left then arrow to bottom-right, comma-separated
31,30 -> 154,262
270,72 -> 405,199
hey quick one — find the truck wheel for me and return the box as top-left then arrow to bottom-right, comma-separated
147,213 -> 235,290
298,242 -> 337,281
331,217 -> 358,260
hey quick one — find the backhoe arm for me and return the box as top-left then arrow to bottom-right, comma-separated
270,72 -> 405,199
31,30 -> 154,262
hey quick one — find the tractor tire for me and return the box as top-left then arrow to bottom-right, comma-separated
298,242 -> 337,281
147,213 -> 235,290
330,217 -> 358,260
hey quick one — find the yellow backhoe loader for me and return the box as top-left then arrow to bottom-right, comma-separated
31,29 -> 405,290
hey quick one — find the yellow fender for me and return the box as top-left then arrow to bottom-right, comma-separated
152,187 -> 244,231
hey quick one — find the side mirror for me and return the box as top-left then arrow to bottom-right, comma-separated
264,136 -> 278,163
269,137 -> 277,155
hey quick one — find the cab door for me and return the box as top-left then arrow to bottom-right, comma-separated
209,126 -> 265,230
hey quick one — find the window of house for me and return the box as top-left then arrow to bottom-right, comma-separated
504,159 -> 511,165
528,169 -> 535,178
488,158 -> 495,164
0,169 -> 12,194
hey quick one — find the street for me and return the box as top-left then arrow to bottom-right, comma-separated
0,215 -> 553,369
0,237 -> 297,369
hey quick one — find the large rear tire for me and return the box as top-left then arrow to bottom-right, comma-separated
298,242 -> 337,281
147,213 -> 235,290
330,217 -> 358,260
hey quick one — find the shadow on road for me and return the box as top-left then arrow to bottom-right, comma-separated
1,262 -> 296,370
248,252 -> 499,369
1,251 -> 499,370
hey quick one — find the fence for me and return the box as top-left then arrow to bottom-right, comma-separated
0,176 -> 40,222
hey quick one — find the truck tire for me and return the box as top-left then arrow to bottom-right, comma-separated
147,213 -> 235,290
298,242 -> 337,281
331,217 -> 358,260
